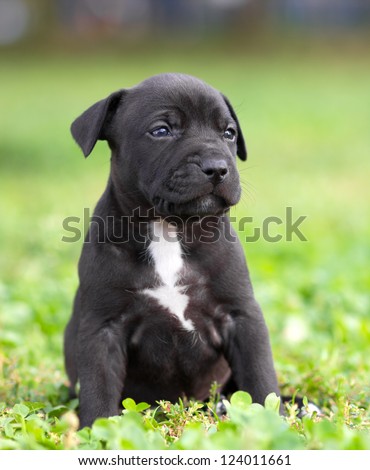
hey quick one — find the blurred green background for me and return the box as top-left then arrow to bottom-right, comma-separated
0,0 -> 369,431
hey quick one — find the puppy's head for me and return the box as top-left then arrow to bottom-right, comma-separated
71,73 -> 247,217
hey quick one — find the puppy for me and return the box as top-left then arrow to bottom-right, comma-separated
64,73 -> 281,428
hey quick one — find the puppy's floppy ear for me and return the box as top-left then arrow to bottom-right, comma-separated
71,90 -> 124,157
222,94 -> 247,161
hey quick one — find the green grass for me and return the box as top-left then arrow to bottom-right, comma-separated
0,47 -> 369,449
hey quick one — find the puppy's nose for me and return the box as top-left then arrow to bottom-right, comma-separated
201,159 -> 229,184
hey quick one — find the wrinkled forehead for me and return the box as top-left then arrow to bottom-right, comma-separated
125,76 -> 232,126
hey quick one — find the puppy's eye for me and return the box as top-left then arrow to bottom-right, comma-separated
224,128 -> 236,141
150,126 -> 172,138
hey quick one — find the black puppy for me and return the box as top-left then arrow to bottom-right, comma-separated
64,73 -> 281,428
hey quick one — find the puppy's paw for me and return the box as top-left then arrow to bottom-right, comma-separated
283,395 -> 323,419
215,394 -> 228,416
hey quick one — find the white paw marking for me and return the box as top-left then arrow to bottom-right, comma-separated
301,402 -> 323,417
143,220 -> 194,331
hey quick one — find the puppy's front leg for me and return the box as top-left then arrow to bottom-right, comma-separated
224,299 -> 281,407
77,323 -> 127,428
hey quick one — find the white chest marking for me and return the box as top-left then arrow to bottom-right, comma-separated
143,220 -> 194,331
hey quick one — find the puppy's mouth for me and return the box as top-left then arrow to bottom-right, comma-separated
152,193 -> 231,217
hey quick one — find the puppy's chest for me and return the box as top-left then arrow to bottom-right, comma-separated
141,220 -> 218,334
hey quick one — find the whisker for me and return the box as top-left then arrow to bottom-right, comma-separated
238,163 -> 261,172
240,181 -> 257,205
235,193 -> 253,213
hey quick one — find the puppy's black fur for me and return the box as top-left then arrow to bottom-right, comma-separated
64,74 -> 281,428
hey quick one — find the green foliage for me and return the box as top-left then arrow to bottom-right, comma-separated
1,50 -> 369,449
1,393 -> 369,450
